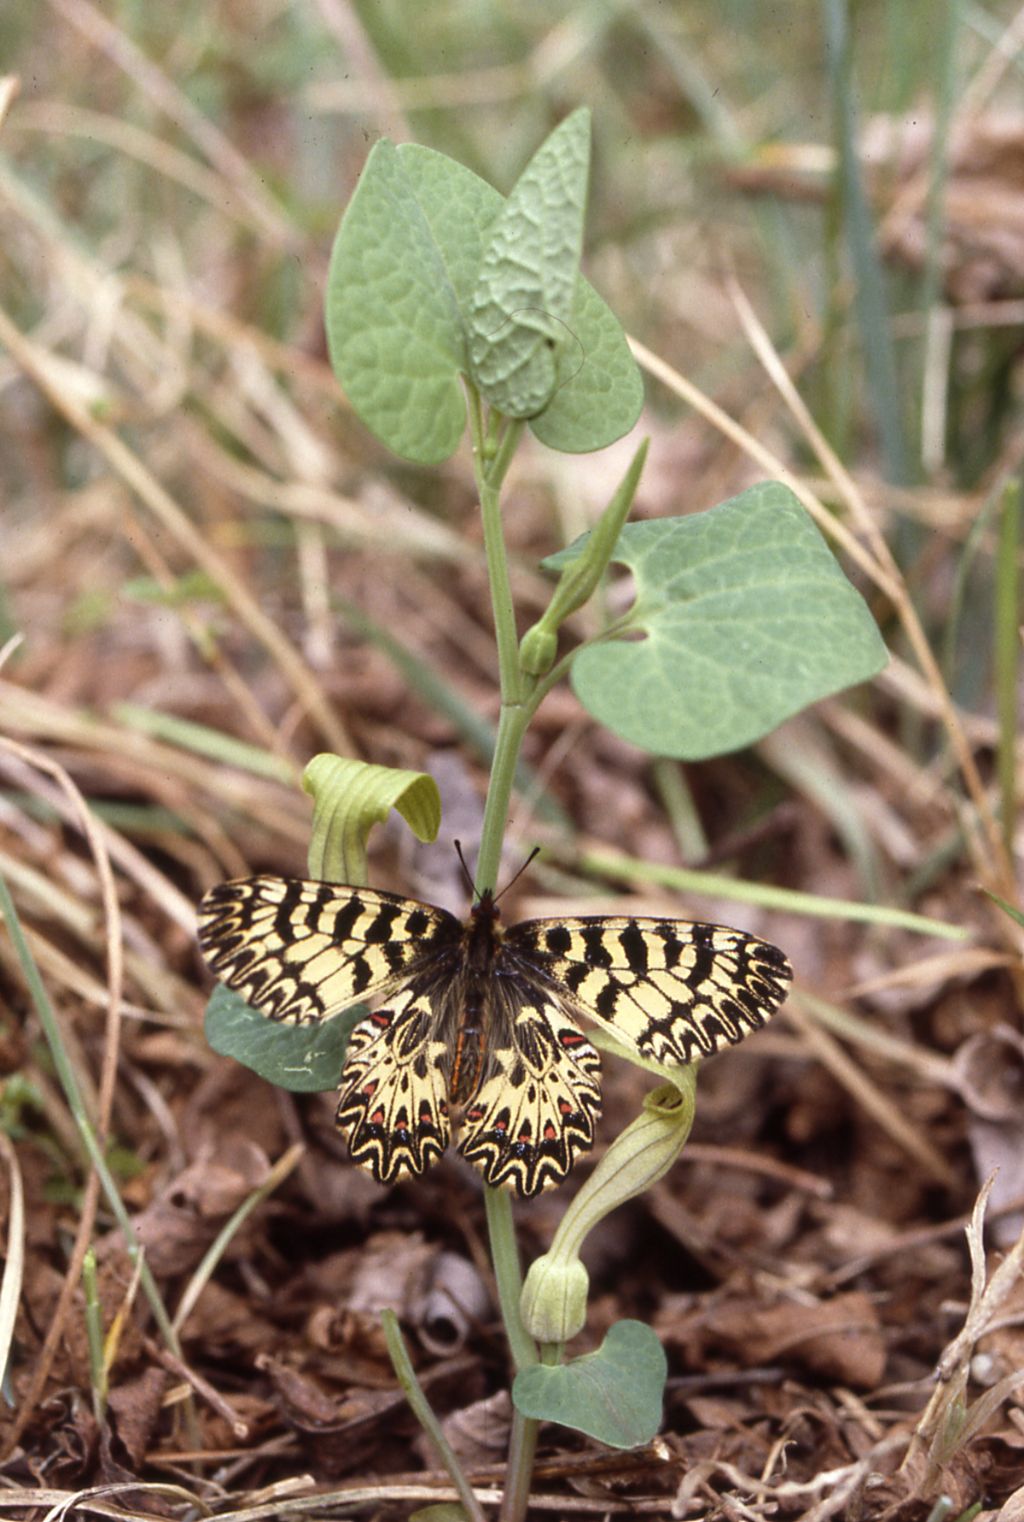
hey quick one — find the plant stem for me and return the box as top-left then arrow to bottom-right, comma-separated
484,1185 -> 537,1373
476,700 -> 532,896
505,1334 -> 562,1519
500,1407 -> 540,1522
381,1310 -> 486,1522
471,403 -> 528,895
469,399 -> 544,1520
477,418 -> 525,711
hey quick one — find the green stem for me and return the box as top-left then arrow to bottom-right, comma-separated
484,1185 -> 537,1373
476,625 -> 638,895
470,402 -> 529,896
476,417 -> 525,711
499,1336 -> 560,1522
468,399 -> 544,1519
381,1310 -> 486,1522
499,1408 -> 540,1522
476,701 -> 532,896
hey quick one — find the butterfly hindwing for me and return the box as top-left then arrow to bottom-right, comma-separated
459,985 -> 602,1196
505,916 -> 792,1070
336,985 -> 451,1184
198,875 -> 458,1024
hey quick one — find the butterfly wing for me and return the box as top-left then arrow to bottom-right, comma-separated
336,984 -> 452,1185
459,983 -> 602,1196
505,916 -> 792,1069
197,875 -> 459,1024
333,986 -> 450,1187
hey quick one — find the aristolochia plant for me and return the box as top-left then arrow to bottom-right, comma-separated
199,110 -> 887,1522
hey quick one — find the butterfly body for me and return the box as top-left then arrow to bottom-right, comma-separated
198,875 -> 792,1196
447,891 -> 505,1102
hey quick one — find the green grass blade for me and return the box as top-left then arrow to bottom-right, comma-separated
577,846 -> 968,940
995,479 -> 1021,855
823,0 -> 911,489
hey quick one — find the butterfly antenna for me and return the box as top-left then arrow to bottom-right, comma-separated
494,845 -> 541,905
453,840 -> 476,896
453,840 -> 541,903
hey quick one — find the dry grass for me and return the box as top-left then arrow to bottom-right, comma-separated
2,2 -> 1024,1518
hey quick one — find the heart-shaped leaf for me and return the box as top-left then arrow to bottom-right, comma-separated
512,1320 -> 666,1448
204,982 -> 361,1093
467,108 -> 589,418
548,481 -> 888,759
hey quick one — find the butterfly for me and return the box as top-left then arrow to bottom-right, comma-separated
197,875 -> 792,1197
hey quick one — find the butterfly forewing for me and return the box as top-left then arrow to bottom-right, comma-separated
198,875 -> 459,1024
505,916 -> 793,1069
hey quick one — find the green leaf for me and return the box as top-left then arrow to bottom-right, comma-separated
325,139 -> 468,466
549,481 -> 888,759
512,1320 -> 666,1449
204,982 -> 360,1093
467,108 -> 589,418
325,132 -> 642,463
527,277 -> 643,454
303,754 -> 441,886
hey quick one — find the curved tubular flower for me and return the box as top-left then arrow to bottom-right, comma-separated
520,1070 -> 697,1344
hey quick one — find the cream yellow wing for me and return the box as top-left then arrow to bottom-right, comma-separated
335,985 -> 451,1185
459,986 -> 601,1196
505,916 -> 792,1069
198,875 -> 459,1025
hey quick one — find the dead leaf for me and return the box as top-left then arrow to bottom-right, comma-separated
131,1141 -> 270,1275
107,1366 -> 168,1467
420,1389 -> 511,1470
256,1355 -> 340,1428
953,1027 -> 1024,1248
685,1291 -> 887,1388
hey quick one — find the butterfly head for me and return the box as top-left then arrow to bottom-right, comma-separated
470,887 -> 502,928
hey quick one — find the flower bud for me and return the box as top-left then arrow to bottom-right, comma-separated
520,1255 -> 589,1344
519,624 -> 559,677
